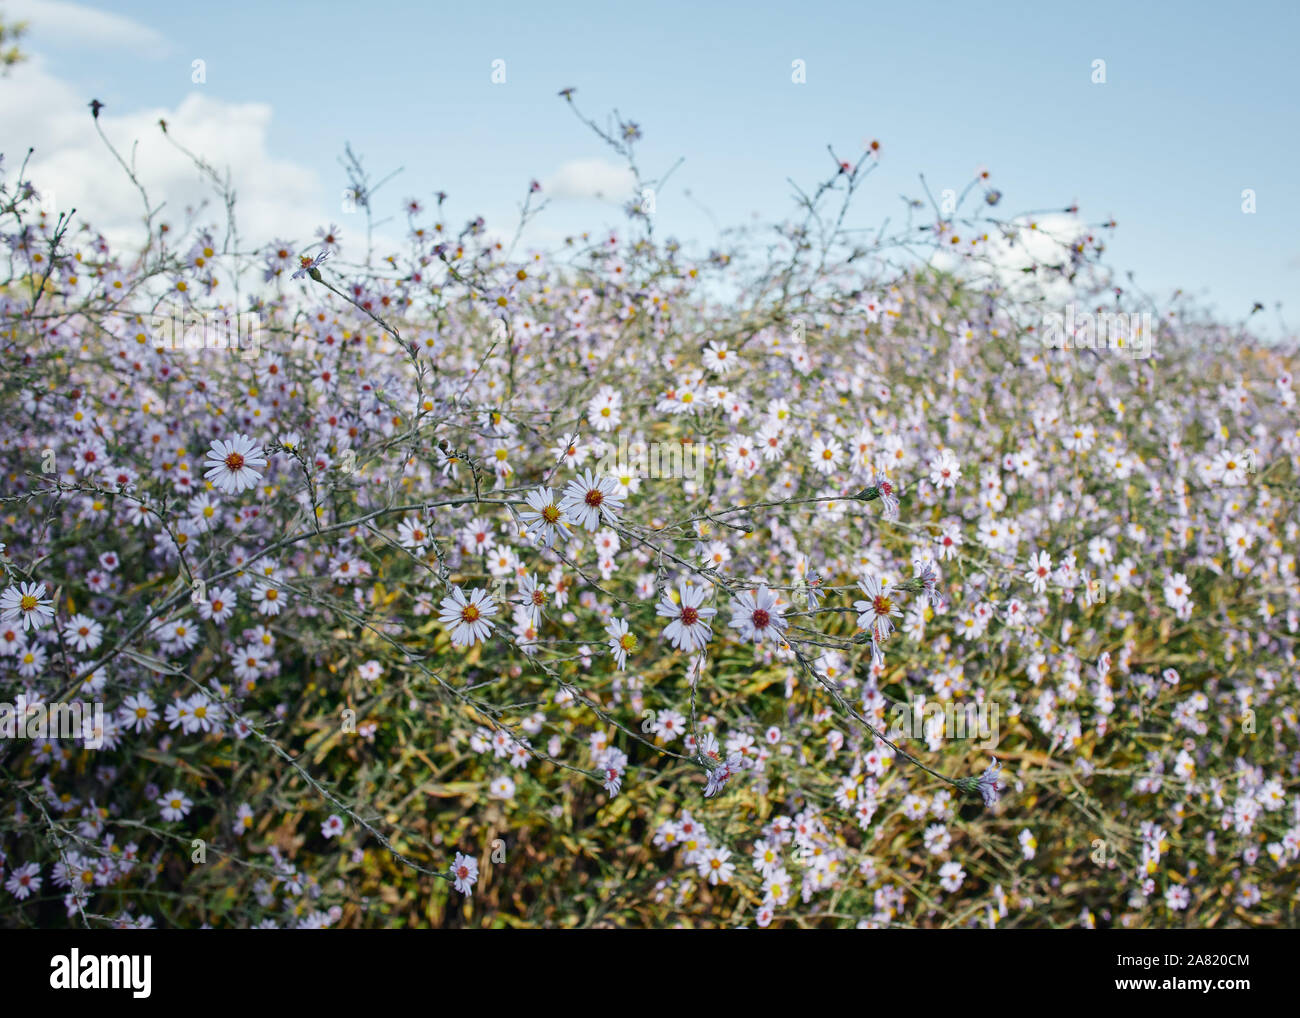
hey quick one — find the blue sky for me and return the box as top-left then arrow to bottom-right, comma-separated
6,0 -> 1298,334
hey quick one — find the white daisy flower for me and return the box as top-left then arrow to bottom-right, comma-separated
451,852 -> 479,895
854,575 -> 902,640
605,617 -> 637,669
63,613 -> 103,652
656,583 -> 716,653
438,586 -> 497,647
728,585 -> 788,644
518,487 -> 571,550
157,789 -> 193,822
0,581 -> 55,632
203,434 -> 267,494
559,470 -> 624,531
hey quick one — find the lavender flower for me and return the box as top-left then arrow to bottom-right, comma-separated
291,250 -> 330,281
977,759 -> 1002,806
957,758 -> 1003,807
854,471 -> 900,520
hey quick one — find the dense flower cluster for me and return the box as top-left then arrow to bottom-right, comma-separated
0,122 -> 1297,928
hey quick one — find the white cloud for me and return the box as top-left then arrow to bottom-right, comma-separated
2,54 -> 328,258
542,158 -> 636,202
5,0 -> 170,54
933,212 -> 1096,305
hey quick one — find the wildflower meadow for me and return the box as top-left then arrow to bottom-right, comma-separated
1,4 -> 1298,940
